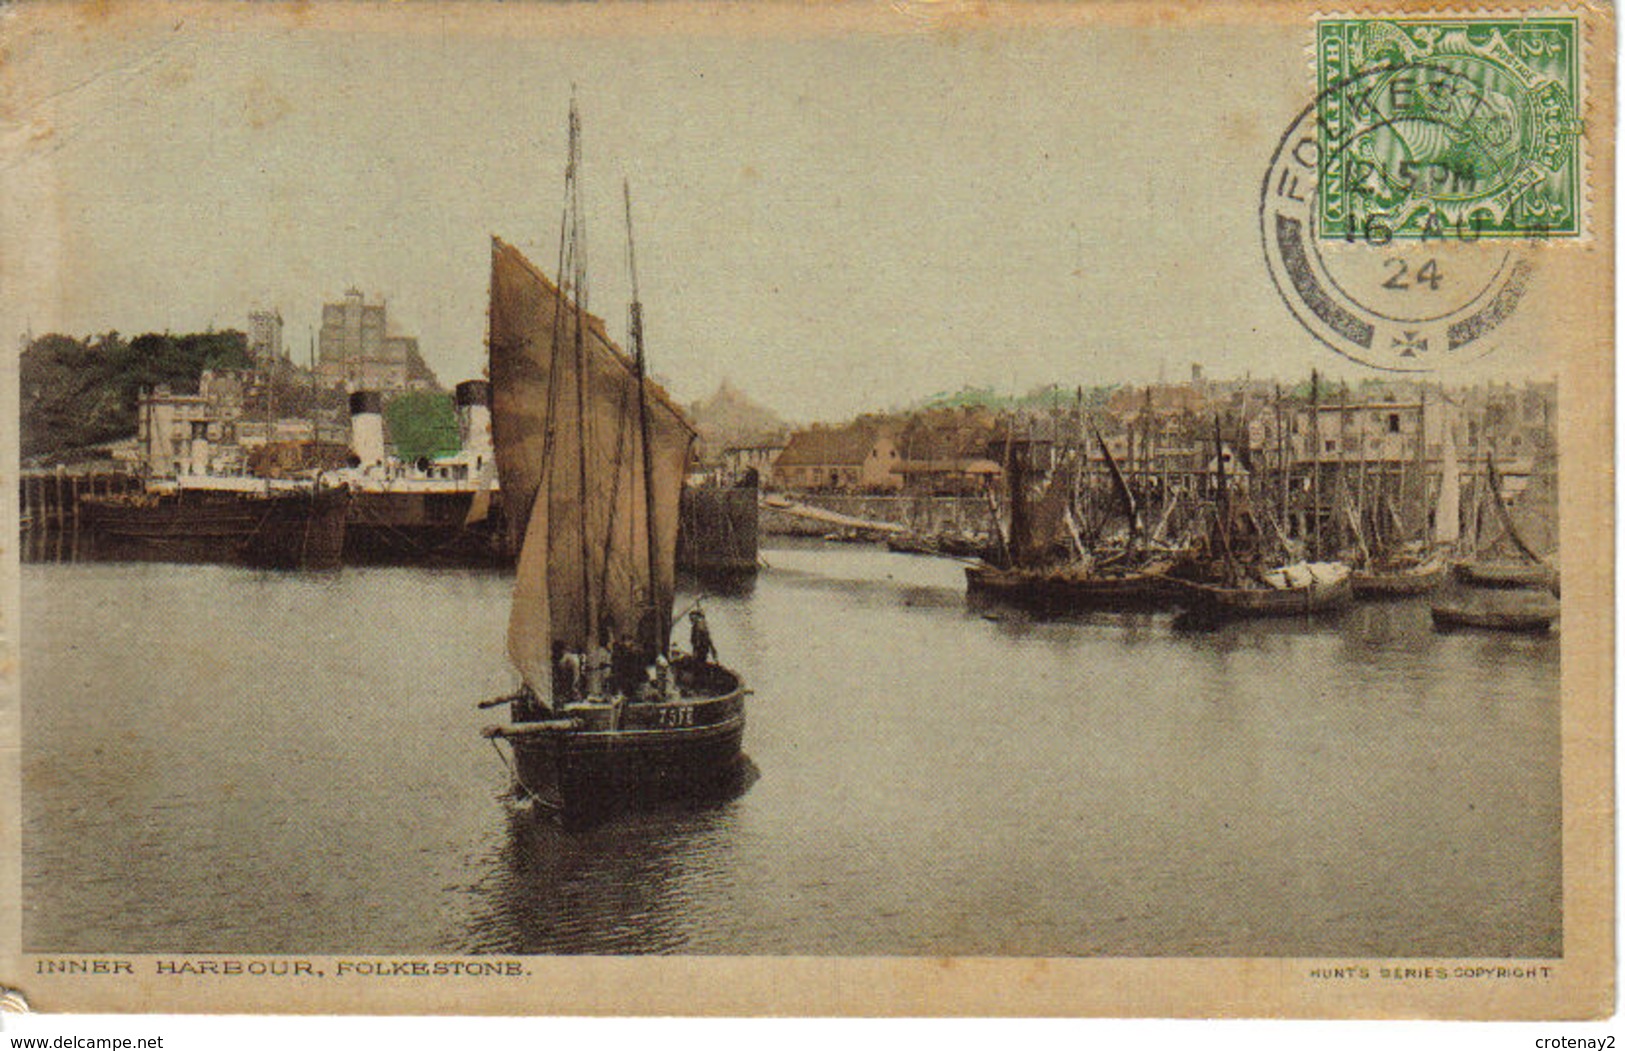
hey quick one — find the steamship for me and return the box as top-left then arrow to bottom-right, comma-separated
332,380 -> 512,565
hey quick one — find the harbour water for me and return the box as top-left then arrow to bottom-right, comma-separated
21,540 -> 1560,957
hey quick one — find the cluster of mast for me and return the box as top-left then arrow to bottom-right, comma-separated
488,98 -> 695,702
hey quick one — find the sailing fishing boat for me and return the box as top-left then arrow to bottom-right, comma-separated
1430,435 -> 1559,631
480,106 -> 746,816
1167,415 -> 1352,616
1453,452 -> 1556,590
1349,398 -> 1452,597
964,420 -> 1180,610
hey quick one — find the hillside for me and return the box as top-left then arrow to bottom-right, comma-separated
686,380 -> 790,462
20,330 -> 252,463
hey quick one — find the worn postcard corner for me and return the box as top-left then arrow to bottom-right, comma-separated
0,0 -> 1614,1021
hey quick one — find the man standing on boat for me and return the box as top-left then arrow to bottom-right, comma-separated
553,642 -> 583,704
585,630 -> 613,699
611,626 -> 644,697
689,608 -> 717,665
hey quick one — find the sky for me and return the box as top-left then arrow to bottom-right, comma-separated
0,3 -> 1575,422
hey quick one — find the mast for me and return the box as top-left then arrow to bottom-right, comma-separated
1412,388 -> 1429,541
1274,385 -> 1286,540
308,330 -> 318,450
1142,384 -> 1154,527
1434,398 -> 1460,548
1355,391 -> 1368,553
1309,369 -> 1321,560
1091,421 -> 1137,551
566,94 -> 597,649
624,178 -> 665,656
1486,452 -> 1542,563
1214,413 -> 1235,580
1004,418 -> 1031,567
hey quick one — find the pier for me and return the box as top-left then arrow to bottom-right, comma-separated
19,469 -> 143,562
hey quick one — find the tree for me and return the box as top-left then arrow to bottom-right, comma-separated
384,391 -> 460,462
19,328 -> 252,462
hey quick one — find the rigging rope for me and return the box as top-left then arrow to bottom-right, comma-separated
486,734 -> 562,812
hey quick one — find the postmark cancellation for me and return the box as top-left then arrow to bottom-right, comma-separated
1262,12 -> 1590,373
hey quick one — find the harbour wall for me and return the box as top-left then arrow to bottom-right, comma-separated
678,486 -> 759,572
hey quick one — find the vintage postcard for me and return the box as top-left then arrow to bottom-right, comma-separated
0,0 -> 1613,1021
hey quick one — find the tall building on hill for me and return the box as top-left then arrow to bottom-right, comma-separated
247,310 -> 285,365
316,288 -> 440,392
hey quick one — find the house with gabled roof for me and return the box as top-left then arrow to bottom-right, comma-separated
772,417 -> 902,492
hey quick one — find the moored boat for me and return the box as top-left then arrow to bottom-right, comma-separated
80,480 -> 350,570
965,416 -> 1181,612
1451,452 -> 1556,592
1351,555 -> 1449,597
496,658 -> 747,811
677,484 -> 760,576
965,558 -> 1177,610
1171,560 -> 1353,616
1455,559 -> 1556,590
1431,592 -> 1559,633
892,529 -> 992,560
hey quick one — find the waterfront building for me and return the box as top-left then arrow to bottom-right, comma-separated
720,442 -> 786,488
891,409 -> 1004,495
773,418 -> 902,492
137,369 -> 351,478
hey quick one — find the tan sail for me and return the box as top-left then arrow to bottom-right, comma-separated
488,237 -> 696,694
1026,448 -> 1078,560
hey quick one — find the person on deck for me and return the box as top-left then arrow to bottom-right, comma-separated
555,647 -> 583,703
611,628 -> 643,695
654,654 -> 680,702
688,609 -> 717,665
636,665 -> 663,704
585,632 -> 613,698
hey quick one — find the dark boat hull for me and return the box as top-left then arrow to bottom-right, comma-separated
892,533 -> 992,559
1431,601 -> 1558,633
676,486 -> 759,575
964,561 -> 1178,610
494,664 -> 748,821
1351,558 -> 1449,597
244,488 -> 351,569
81,487 -> 350,570
1172,572 -> 1353,616
343,490 -> 512,566
1455,560 -> 1555,590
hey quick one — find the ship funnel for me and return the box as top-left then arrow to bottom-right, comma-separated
348,390 -> 386,467
455,380 -> 493,460
188,420 -> 211,476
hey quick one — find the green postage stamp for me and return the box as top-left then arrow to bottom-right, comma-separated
1315,17 -> 1584,239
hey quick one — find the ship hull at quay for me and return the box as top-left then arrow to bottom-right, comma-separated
80,484 -> 350,570
342,488 -> 511,565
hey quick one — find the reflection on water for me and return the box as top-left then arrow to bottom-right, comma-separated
463,767 -> 756,955
23,539 -> 1560,957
